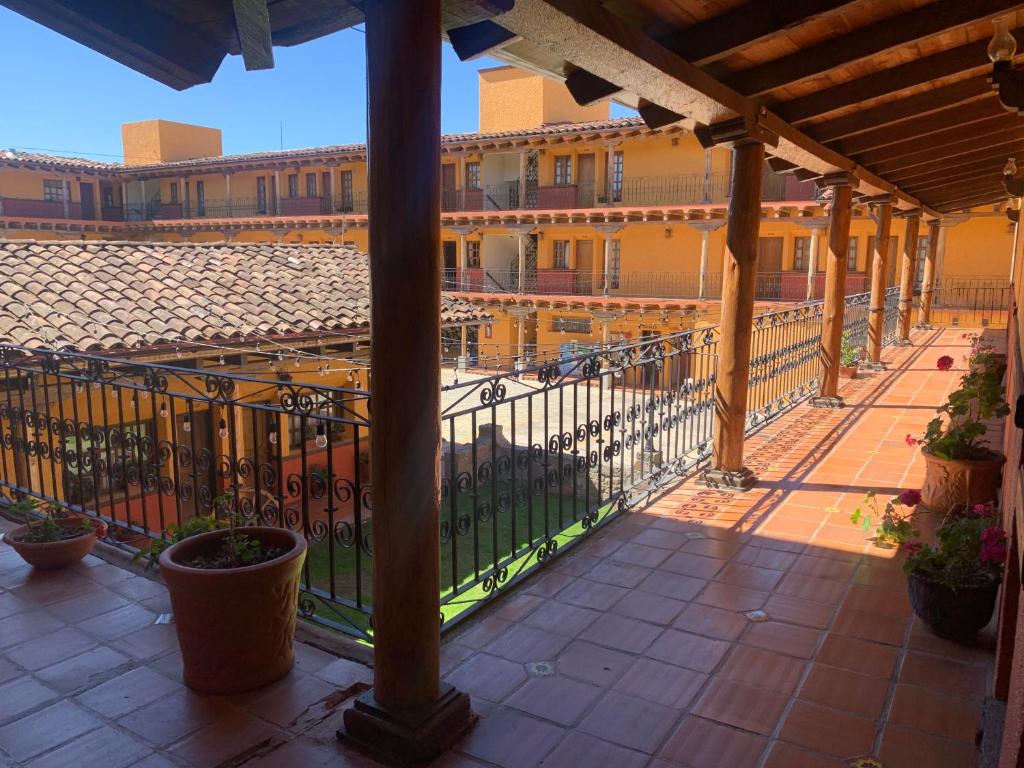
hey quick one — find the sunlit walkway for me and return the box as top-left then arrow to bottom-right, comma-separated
441,327 -> 994,768
0,329 -> 994,767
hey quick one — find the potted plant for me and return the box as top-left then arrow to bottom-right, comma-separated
963,333 -> 1007,380
140,494 -> 307,694
2,498 -> 106,569
838,332 -> 861,379
903,502 -> 1006,641
849,489 -> 922,547
909,352 -> 1008,514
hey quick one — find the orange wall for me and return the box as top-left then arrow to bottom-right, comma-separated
122,119 -> 222,165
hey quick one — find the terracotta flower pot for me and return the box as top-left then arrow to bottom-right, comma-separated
159,526 -> 307,694
839,363 -> 858,379
907,571 -> 999,641
2,518 -> 98,569
920,448 -> 1005,515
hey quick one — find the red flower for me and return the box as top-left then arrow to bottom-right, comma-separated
903,541 -> 923,557
95,522 -> 108,539
898,489 -> 922,507
904,434 -> 917,447
936,355 -> 954,371
969,501 -> 996,518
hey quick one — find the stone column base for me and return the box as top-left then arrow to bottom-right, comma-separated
913,323 -> 934,330
700,466 -> 757,491
457,356 -> 469,371
894,339 -> 913,347
810,396 -> 845,408
861,360 -> 887,371
339,684 -> 476,767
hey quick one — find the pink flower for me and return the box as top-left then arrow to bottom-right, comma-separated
936,355 -> 954,371
903,541 -> 923,557
898,489 -> 922,507
969,501 -> 996,518
981,526 -> 1006,545
95,522 -> 108,538
905,434 -> 917,447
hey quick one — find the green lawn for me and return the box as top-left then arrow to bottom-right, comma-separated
300,480 -> 600,639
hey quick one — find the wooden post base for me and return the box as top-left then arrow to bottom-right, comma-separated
913,323 -> 934,331
700,467 -> 757,491
338,684 -> 475,767
894,339 -> 913,347
810,396 -> 845,409
861,361 -> 888,371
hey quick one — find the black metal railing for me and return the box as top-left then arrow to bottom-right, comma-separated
747,303 -> 823,426
930,277 -> 1011,329
135,193 -> 370,221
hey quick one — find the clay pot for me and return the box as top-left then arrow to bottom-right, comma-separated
839,364 -> 858,380
2,519 -> 98,569
907,571 -> 999,641
160,526 -> 307,694
920,448 -> 1005,515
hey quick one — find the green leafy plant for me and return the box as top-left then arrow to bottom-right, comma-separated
903,502 -> 1006,589
848,489 -> 921,547
133,513 -> 225,571
909,355 -> 1008,461
9,498 -> 105,543
839,332 -> 861,367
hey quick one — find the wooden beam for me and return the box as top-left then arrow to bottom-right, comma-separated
856,124 -> 1024,168
894,158 -> 1012,188
448,19 -> 519,61
638,100 -> 684,129
934,192 -> 1008,211
722,0 -> 1024,97
233,0 -> 274,71
564,66 -> 622,106
775,34 -> 1022,124
871,137 -> 1024,177
913,178 -> 1011,199
928,188 -> 1008,208
0,0 -> 225,90
830,98 -> 1008,156
805,76 -> 996,144
903,168 -> 1011,194
656,0 -> 858,66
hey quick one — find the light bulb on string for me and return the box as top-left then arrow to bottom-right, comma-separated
268,422 -> 278,445
294,357 -> 301,367
218,419 -> 228,439
315,423 -> 328,448
182,414 -> 192,433
159,402 -> 168,418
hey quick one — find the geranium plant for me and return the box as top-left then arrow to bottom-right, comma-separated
849,489 -> 921,546
9,498 -> 106,542
910,358 -> 1008,461
839,332 -> 861,367
902,502 -> 1006,589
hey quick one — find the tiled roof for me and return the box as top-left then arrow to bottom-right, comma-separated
0,149 -> 119,171
0,240 -> 488,352
4,117 -> 652,175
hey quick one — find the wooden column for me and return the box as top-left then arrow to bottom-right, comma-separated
897,212 -> 921,344
694,119 -> 776,491
806,222 -> 827,301
865,198 -> 893,368
225,172 -> 233,217
61,173 -> 70,219
518,151 -> 528,209
688,220 -> 725,300
273,170 -> 282,215
121,180 -> 128,220
340,0 -> 473,761
811,175 -> 856,407
916,219 -> 940,328
180,176 -> 189,217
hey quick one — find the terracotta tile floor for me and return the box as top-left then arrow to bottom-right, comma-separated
0,328 -> 996,767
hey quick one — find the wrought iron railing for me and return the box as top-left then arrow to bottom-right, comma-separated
136,193 -> 370,221
747,303 -> 823,426
930,277 -> 1011,329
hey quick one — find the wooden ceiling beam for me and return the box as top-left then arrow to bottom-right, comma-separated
564,66 -> 622,105
721,0 -> 1024,97
232,0 -> 274,71
871,137 -> 1024,177
892,157 -> 1012,187
805,76 -> 996,144
448,19 -> 519,60
655,0 -> 859,67
929,189 -> 1007,209
774,34 -> 1021,125
934,193 -> 1008,211
909,178 -> 1009,198
832,99 -> 1009,156
853,122 -> 1024,167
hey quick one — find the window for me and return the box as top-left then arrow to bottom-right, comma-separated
551,316 -> 592,334
305,173 -> 317,198
102,187 -> 114,208
848,236 -> 859,271
554,155 -> 572,185
467,240 -> 481,268
43,179 -> 65,202
793,236 -> 811,271
340,170 -> 353,211
169,182 -> 179,204
552,240 -> 570,269
611,151 -> 623,202
466,162 -> 481,190
256,177 -> 267,213
195,180 -> 205,216
916,236 -> 930,285
321,171 -> 331,199
609,239 -> 621,289
288,173 -> 299,198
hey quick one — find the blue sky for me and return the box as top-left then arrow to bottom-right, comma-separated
0,8 -> 632,162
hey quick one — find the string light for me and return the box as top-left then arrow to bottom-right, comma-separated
159,402 -> 168,418
182,414 -> 192,433
315,423 -> 328,448
218,419 -> 228,439
268,422 -> 278,445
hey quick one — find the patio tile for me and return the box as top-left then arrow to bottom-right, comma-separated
715,562 -> 785,591
584,613 -> 662,653
776,573 -> 848,604
0,700 -> 101,761
586,560 -> 651,588
577,690 -> 679,753
557,579 -> 629,611
118,688 -> 235,746
486,623 -> 571,663
779,700 -> 877,759
673,603 -> 748,641
0,591 -> 32,619
610,588 -> 687,625
523,600 -> 600,636
694,581 -> 768,612
541,731 -> 648,768
45,586 -> 131,622
658,716 -> 767,768
899,650 -> 987,699
240,737 -> 341,768
76,666 -> 180,718
504,675 -> 603,726
733,544 -> 798,571
693,677 -> 788,735
638,570 -> 705,601
742,621 -> 822,659
458,707 -> 565,768
77,603 -> 156,641
0,610 -> 65,648
4,626 -> 96,671
762,742 -> 847,768
762,593 -> 834,629
0,676 -> 60,723
631,528 -> 692,551
453,616 -> 513,649
798,662 -> 890,720
660,551 -> 726,579
843,583 -> 913,619
887,683 -> 982,743
556,640 -> 633,686
34,645 -> 133,693
608,542 -> 671,568
719,645 -> 806,695
645,629 -> 730,673
315,656 -> 374,689
243,671 -> 338,728
613,657 -> 706,708
491,593 -> 544,622
109,622 -> 180,660
816,633 -> 898,679
445,653 -> 527,703
24,725 -> 152,768
170,709 -> 285,768
878,724 -> 980,768
831,604 -> 908,646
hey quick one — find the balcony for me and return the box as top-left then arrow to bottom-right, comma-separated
0,315 -> 996,766
0,197 -> 83,219
137,193 -> 370,221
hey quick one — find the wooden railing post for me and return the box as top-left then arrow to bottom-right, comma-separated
865,197 -> 893,369
916,219 -> 940,328
694,118 -> 778,491
339,0 -> 474,762
812,174 -> 857,407
897,211 -> 922,344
